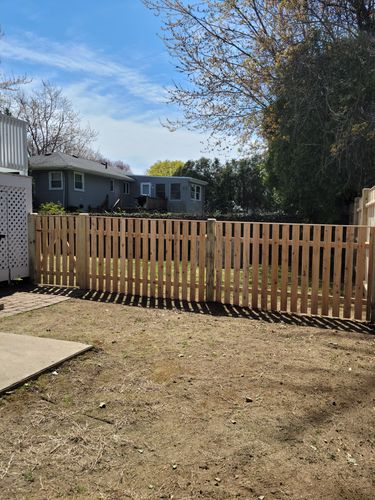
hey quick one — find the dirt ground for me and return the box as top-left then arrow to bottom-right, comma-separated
0,294 -> 374,500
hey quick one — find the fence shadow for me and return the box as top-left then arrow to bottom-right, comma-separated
17,284 -> 375,335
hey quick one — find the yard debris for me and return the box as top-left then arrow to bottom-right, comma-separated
328,342 -> 338,348
346,453 -> 358,466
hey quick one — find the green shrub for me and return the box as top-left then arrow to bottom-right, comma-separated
38,202 -> 65,215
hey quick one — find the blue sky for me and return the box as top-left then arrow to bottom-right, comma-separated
0,0 -> 227,173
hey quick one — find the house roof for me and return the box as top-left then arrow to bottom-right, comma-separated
29,152 -> 134,181
131,175 -> 208,186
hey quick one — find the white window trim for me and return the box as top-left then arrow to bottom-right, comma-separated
170,182 -> 181,201
48,171 -> 63,191
191,184 -> 201,201
74,171 -> 85,192
141,182 -> 151,196
123,182 -> 130,195
110,179 -> 114,192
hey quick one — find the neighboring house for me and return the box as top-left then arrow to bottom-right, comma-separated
29,152 -> 207,215
29,152 -> 135,211
0,113 -> 32,281
126,175 -> 207,215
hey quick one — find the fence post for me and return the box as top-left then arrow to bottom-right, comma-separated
28,213 -> 37,283
76,214 -> 89,289
206,218 -> 216,302
366,227 -> 375,321
361,188 -> 370,226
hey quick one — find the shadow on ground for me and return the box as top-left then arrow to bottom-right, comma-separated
2,282 -> 373,335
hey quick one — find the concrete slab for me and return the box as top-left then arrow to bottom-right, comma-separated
0,333 -> 92,394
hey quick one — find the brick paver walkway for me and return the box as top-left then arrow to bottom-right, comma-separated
0,292 -> 69,318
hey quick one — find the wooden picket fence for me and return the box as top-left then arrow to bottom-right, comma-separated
28,214 -> 375,321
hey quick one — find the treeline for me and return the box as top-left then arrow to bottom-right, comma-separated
175,157 -> 273,215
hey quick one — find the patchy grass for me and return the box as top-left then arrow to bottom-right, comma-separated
0,298 -> 374,499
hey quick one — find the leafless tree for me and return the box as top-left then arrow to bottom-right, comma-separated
10,81 -> 98,157
0,30 -> 29,110
88,151 -> 132,173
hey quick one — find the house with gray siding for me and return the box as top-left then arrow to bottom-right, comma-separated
29,152 -> 135,211
125,175 -> 207,215
29,152 -> 207,214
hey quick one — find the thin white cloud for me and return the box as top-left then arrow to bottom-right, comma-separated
0,32 -> 237,171
0,33 -> 167,104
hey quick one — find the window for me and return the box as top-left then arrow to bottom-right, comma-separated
74,171 -> 84,191
123,182 -> 130,194
156,183 -> 166,199
110,179 -> 114,192
141,182 -> 151,196
191,184 -> 201,201
49,171 -> 63,190
170,183 -> 181,200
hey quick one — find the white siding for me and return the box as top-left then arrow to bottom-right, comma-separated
0,114 -> 28,175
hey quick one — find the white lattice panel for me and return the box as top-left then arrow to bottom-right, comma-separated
0,186 -> 29,280
0,192 -> 9,281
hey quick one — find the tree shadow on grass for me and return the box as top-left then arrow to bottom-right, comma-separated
10,284 -> 373,335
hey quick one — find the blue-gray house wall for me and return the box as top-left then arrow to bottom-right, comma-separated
31,170 -> 206,215
31,170 -> 132,211
127,175 -> 205,215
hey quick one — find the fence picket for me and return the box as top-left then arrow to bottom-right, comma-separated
280,225 -> 289,311
321,226 -> 332,316
134,218 -> 141,296
242,223 -> 250,307
112,217 -> 119,293
261,224 -> 270,310
181,221 -> 189,301
173,220 -> 180,299
165,219 -> 172,299
332,226 -> 343,317
270,224 -> 279,311
290,225 -> 299,313
310,225 -> 320,315
354,226 -> 367,320
120,218 -> 126,294
190,221 -> 198,302
158,219 -> 165,298
127,218 -> 134,295
198,221 -> 206,302
142,219 -> 149,298
251,224 -> 260,309
300,225 -> 310,314
149,219 -> 156,298
233,223 -> 241,306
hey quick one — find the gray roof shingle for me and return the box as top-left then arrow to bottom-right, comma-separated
29,152 -> 134,181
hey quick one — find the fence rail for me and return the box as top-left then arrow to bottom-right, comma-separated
29,214 -> 375,321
